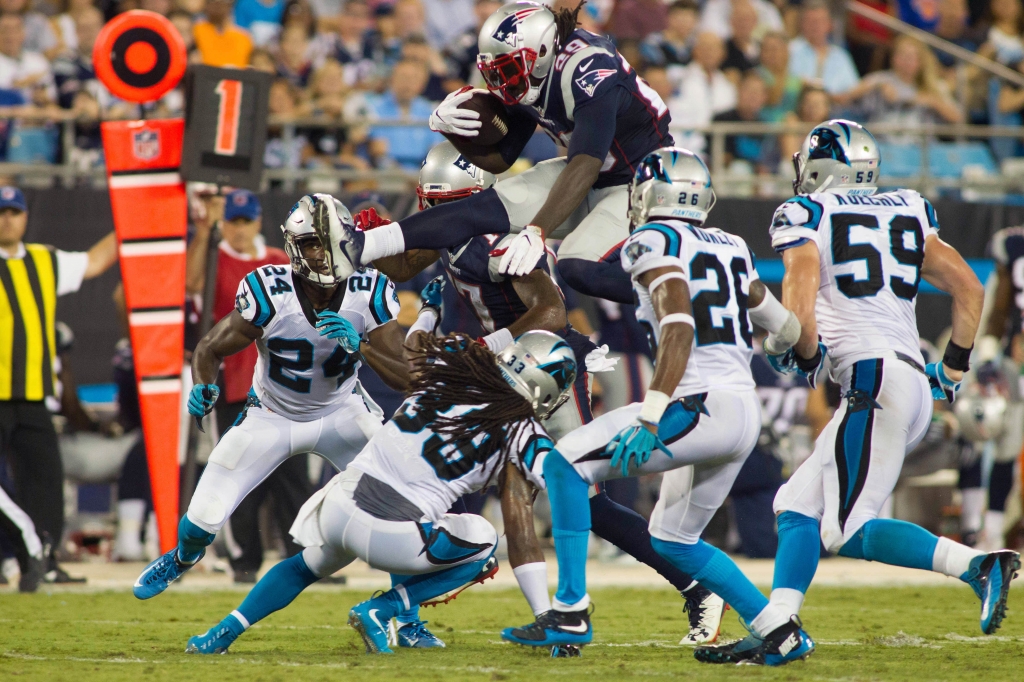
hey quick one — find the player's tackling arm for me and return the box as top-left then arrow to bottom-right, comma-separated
192,311 -> 261,385
780,241 -> 821,359
373,249 -> 441,282
922,234 -> 985,382
500,461 -> 544,567
637,265 -> 694,427
509,269 -> 568,337
362,320 -> 411,391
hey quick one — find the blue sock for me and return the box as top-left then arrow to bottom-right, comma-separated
651,538 -> 769,624
235,553 -> 319,627
391,574 -> 421,624
773,511 -> 821,594
589,491 -> 697,592
177,515 -> 216,563
379,552 -> 494,619
544,450 -> 592,606
838,519 -> 938,570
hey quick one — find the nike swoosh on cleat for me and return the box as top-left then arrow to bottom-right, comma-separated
579,59 -> 593,71
368,609 -> 386,633
559,622 -> 589,633
134,579 -> 143,588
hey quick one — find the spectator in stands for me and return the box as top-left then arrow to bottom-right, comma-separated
989,59 -> 1024,158
276,23 -> 313,87
0,13 -> 54,103
53,6 -> 104,109
779,84 -> 831,160
757,31 -> 801,121
641,64 -> 675,104
845,0 -> 891,76
443,0 -> 499,86
669,32 -> 736,155
845,35 -> 963,133
169,10 -> 196,54
607,0 -> 668,41
980,0 -> 1024,65
422,0 -> 474,51
308,57 -> 347,119
934,0 -> 985,70
249,46 -> 275,72
281,0 -> 317,37
699,0 -> 783,39
895,0 -> 942,31
722,0 -> 760,84
640,0 -> 698,68
194,0 -> 254,67
362,3 -> 404,81
233,0 -> 287,46
401,35 -> 450,101
0,0 -> 58,59
52,0 -> 94,59
264,78 -> 307,170
788,1 -> 861,101
712,70 -> 776,171
366,58 -> 443,169
329,0 -> 374,86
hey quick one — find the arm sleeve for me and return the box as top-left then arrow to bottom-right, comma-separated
362,272 -> 401,333
234,271 -> 277,327
567,86 -> 624,163
619,225 -> 688,278
497,105 -> 540,166
769,197 -> 825,252
55,250 -> 89,296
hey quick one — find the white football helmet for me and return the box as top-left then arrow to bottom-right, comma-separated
496,330 -> 576,419
628,147 -> 716,228
281,194 -> 356,288
477,1 -> 559,105
417,141 -> 497,210
793,119 -> 881,195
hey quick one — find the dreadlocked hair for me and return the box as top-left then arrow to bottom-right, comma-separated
407,332 -> 537,491
554,0 -> 586,48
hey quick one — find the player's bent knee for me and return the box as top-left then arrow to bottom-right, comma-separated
543,449 -> 585,487
301,544 -> 355,579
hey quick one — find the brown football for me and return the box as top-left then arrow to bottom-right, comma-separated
458,91 -> 509,146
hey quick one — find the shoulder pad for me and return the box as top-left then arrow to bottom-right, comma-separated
772,196 -> 825,231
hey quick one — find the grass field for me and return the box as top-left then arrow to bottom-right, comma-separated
2,585 -> 1023,681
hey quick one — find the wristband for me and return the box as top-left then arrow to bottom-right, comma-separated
638,389 -> 672,425
942,340 -> 972,372
794,344 -> 822,373
660,312 -> 695,328
482,327 -> 514,354
648,271 -> 686,293
405,309 -> 439,339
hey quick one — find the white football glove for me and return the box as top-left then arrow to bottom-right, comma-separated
498,225 -> 546,277
428,87 -> 482,138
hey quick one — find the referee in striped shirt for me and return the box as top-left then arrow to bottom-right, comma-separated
0,187 -> 117,590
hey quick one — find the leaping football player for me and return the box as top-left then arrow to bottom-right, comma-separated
360,140 -> 726,644
330,0 -> 674,304
696,120 -> 1021,665
502,148 -> 817,667
185,330 -> 575,655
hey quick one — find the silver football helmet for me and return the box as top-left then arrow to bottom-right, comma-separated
793,119 -> 881,195
496,330 -> 577,419
955,393 -> 1008,443
281,193 -> 356,288
417,141 -> 497,210
628,147 -> 716,228
477,1 -> 558,105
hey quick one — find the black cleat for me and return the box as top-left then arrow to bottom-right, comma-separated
502,607 -> 593,647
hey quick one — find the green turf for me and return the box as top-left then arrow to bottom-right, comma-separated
1,585 -> 1022,681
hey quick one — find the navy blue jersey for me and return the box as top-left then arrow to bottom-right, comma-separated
751,352 -> 809,439
441,233 -> 597,363
990,226 -> 1024,339
500,30 -> 672,188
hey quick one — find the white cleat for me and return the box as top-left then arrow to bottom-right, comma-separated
680,590 -> 727,645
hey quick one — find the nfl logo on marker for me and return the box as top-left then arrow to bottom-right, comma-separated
132,130 -> 160,161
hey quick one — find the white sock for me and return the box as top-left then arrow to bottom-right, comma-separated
769,587 -> 805,619
229,610 -> 251,631
932,536 -> 984,578
984,510 -> 1006,547
512,562 -> 551,616
118,499 -> 146,525
114,500 -> 146,559
361,222 -> 405,262
748,602 -> 791,638
552,593 -> 590,613
960,487 -> 985,533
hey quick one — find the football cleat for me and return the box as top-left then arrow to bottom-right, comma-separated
963,550 -> 1021,634
501,607 -> 592,647
694,631 -> 764,664
348,597 -> 395,654
420,556 -> 499,607
551,644 -> 583,658
132,548 -> 203,600
741,617 -> 814,667
336,220 -> 365,278
18,555 -> 44,593
396,620 -> 446,648
185,615 -> 245,654
681,588 -> 727,645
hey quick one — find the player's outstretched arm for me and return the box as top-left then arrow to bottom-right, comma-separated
192,311 -> 261,386
501,461 -> 544,568
83,231 -> 118,280
361,320 -> 411,391
922,234 -> 985,377
780,242 -> 821,359
373,249 -> 441,283
509,269 -> 568,336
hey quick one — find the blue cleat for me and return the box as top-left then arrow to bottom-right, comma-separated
501,607 -> 592,647
349,597 -> 395,654
747,617 -> 814,667
963,550 -> 1021,635
132,548 -> 203,600
185,614 -> 245,654
396,620 -> 446,648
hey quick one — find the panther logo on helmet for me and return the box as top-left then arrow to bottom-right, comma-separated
808,128 -> 850,164
491,6 -> 542,47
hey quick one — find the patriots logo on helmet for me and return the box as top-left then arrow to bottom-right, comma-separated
491,6 -> 543,47
453,154 -> 475,176
624,241 -> 652,264
575,69 -> 617,97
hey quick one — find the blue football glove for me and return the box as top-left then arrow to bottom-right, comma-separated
420,275 -> 445,316
925,361 -> 961,403
605,421 -> 673,477
188,384 -> 219,431
765,342 -> 798,375
794,342 -> 828,389
315,310 -> 361,353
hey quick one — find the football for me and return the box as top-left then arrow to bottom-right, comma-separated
458,91 -> 509,147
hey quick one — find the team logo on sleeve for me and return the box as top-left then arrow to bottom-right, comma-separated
491,6 -> 543,47
575,69 -> 617,97
624,241 -> 652,264
235,285 -> 251,314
